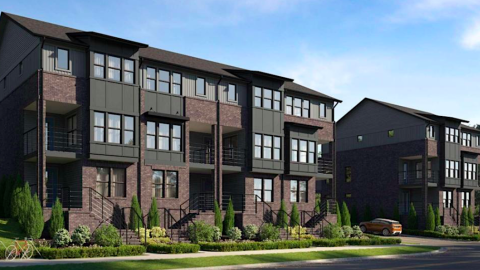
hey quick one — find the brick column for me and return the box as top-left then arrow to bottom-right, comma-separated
37,70 -> 46,206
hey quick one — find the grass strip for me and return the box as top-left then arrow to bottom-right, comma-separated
2,246 -> 439,270
0,218 -> 25,246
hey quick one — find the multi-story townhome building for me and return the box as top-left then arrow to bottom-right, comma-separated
0,13 -> 340,238
336,98 -> 479,227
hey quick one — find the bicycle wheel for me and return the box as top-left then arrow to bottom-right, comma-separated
5,245 -> 17,261
22,245 -> 34,259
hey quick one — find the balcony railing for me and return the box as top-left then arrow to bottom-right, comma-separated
189,143 -> 214,164
222,147 -> 245,167
24,127 -> 83,155
398,170 -> 438,185
318,157 -> 333,174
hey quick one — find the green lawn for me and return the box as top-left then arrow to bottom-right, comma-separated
3,246 -> 439,270
0,218 -> 25,246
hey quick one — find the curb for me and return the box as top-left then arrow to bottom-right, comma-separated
179,247 -> 446,270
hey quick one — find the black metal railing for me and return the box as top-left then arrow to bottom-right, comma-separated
189,143 -> 214,164
222,147 -> 246,167
188,193 -> 215,211
222,193 -> 245,212
121,207 -> 147,245
398,170 -> 438,185
318,158 -> 333,174
45,186 -> 82,209
23,127 -> 83,155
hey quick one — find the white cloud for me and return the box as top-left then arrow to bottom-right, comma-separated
390,0 -> 480,22
461,18 -> 480,49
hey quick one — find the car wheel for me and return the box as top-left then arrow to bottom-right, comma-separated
360,225 -> 367,233
382,228 -> 390,236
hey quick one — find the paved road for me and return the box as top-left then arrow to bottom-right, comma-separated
269,235 -> 480,270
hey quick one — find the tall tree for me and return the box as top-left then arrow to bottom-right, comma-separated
26,193 -> 43,239
407,203 -> 418,229
214,201 -> 223,233
290,203 -> 300,227
314,197 -> 321,214
434,206 -> 441,228
336,202 -> 342,226
223,198 -> 235,234
341,202 -> 351,226
426,204 -> 435,231
277,200 -> 288,228
147,198 -> 160,229
129,195 -> 143,230
49,198 -> 64,237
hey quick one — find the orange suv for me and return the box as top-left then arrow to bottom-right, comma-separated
359,218 -> 402,236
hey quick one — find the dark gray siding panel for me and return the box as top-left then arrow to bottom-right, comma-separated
144,90 -> 184,116
43,43 -> 86,77
90,79 -> 139,115
252,108 -> 284,134
90,143 -> 139,158
145,150 -> 185,166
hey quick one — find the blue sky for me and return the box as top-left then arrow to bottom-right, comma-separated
2,0 -> 480,123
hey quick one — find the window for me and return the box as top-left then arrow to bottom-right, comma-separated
172,125 -> 181,151
112,168 -> 126,197
147,121 -> 156,149
461,192 -> 471,208
254,134 -> 262,158
19,61 -> 23,75
273,91 -> 281,110
357,135 -> 363,142
446,160 -> 459,178
291,139 -> 316,163
291,139 -> 298,162
158,123 -> 170,150
263,135 -> 272,159
462,133 -> 472,147
254,87 -> 262,107
273,136 -> 281,160
57,48 -> 69,70
172,72 -> 182,95
446,127 -> 459,143
108,56 -> 121,81
94,112 -> 105,142
96,167 -> 110,196
196,77 -> 205,96
152,170 -> 178,198
228,84 -> 236,101
254,134 -> 280,160
254,178 -> 273,202
146,67 -> 156,90
308,141 -> 315,164
294,98 -> 302,117
124,59 -> 134,84
290,180 -> 307,203
317,144 -> 322,158
67,115 -> 77,146
96,168 -> 126,197
286,96 -> 293,115
302,100 -> 310,117
345,167 -> 352,182
147,122 -> 183,151
159,70 -> 170,93
464,162 -> 477,180
388,130 -> 395,137
107,114 -> 121,144
299,140 -> 307,163
124,116 -> 134,145
427,125 -> 435,138
416,162 -> 422,179
94,53 -> 105,78
263,89 -> 272,109
320,103 -> 326,118
443,191 -> 452,208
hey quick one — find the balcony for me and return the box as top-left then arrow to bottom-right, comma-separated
318,157 -> 333,174
189,143 -> 214,164
24,127 -> 83,158
398,170 -> 438,187
222,147 -> 245,167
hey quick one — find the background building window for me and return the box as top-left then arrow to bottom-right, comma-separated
57,48 -> 69,70
345,166 -> 352,182
159,70 -> 170,93
346,193 -> 352,198
146,67 -> 156,90
273,91 -> 281,110
124,116 -> 134,145
94,53 -> 105,78
228,84 -> 236,101
196,77 -> 205,96
147,121 -> 156,149
388,130 -> 395,137
67,115 -> 77,146
94,112 -> 105,142
461,192 -> 471,208
263,89 -> 272,109
172,72 -> 181,95
254,87 -> 262,107
124,59 -> 134,83
357,135 -> 363,142
443,191 -> 452,208
108,56 -> 121,81
108,114 -> 121,143
254,178 -> 273,202
286,96 -> 293,114
446,160 -> 459,178
427,125 -> 435,138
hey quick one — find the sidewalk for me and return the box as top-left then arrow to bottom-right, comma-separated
0,245 -> 403,267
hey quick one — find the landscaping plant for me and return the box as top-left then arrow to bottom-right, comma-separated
323,224 -> 344,239
468,207 -> 474,229
351,225 -> 363,238
188,221 -> 215,243
223,198 -> 235,234
259,223 -> 280,241
71,225 -> 91,246
336,202 -> 342,226
212,226 -> 221,242
290,203 -> 300,227
314,197 -> 321,213
129,195 -> 143,231
341,202 -> 351,226
53,229 -> 72,247
342,225 -> 353,238
10,175 -> 25,221
92,224 -> 122,247
277,200 -> 288,228
426,204 -> 435,231
27,193 -> 44,239
227,227 -> 242,241
147,198 -> 160,229
461,206 -> 468,226
214,201 -> 223,233
434,206 -> 441,227
49,198 -> 65,238
408,203 -> 417,229
151,227 -> 166,238
243,224 -> 259,240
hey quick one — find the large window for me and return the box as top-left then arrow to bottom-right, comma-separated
263,135 -> 272,159
146,67 -> 156,90
96,167 -> 126,197
291,139 -> 298,162
254,134 -> 281,160
446,127 -> 459,143
228,84 -> 236,101
124,116 -> 134,145
287,96 -> 311,118
462,133 -> 472,147
94,112 -> 135,145
159,123 -> 170,150
443,191 -> 452,208
147,122 -> 156,149
273,137 -> 281,160
319,103 -> 326,118
446,160 -> 459,178
57,48 -> 69,70
461,191 -> 471,208
254,87 -> 281,111
263,89 -> 272,109
146,122 -> 182,151
107,114 -> 121,144
159,70 -> 170,93
196,77 -> 206,96
254,178 -> 273,202
94,112 -> 105,142
94,53 -> 105,78
124,59 -> 134,84
464,162 -> 477,180
345,167 -> 352,182
291,139 -> 316,163
152,170 -> 178,198
108,56 -> 121,81
290,180 -> 307,203
286,96 -> 293,115
302,100 -> 310,117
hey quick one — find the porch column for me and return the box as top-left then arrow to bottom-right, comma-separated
37,71 -> 46,207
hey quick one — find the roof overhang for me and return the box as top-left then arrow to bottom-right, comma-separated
146,111 -> 190,121
68,31 -> 148,48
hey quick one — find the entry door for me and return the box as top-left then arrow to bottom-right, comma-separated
46,118 -> 54,151
46,167 -> 59,207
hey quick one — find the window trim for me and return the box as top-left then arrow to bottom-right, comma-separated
152,170 -> 178,198
196,77 -> 206,96
56,47 -> 70,71
159,69 -> 171,93
94,52 -> 105,79
146,66 -> 157,91
95,167 -> 126,198
254,178 -> 273,202
290,179 -> 308,203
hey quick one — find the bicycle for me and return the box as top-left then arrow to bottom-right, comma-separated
3,238 -> 41,260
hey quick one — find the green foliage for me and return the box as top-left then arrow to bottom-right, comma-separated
323,224 -> 344,239
37,245 -> 145,259
276,200 -> 288,228
53,229 -> 72,247
10,175 -> 24,221
311,237 -> 401,247
259,223 -> 280,241
147,243 -> 200,254
188,221 -> 216,243
223,198 -> 235,234
336,202 -> 342,226
151,227 -> 166,238
18,183 -> 33,230
351,225 -> 363,238
350,205 -> 358,225
314,197 -> 321,213
393,205 -> 400,222
407,203 -> 418,229
92,224 -> 122,247
227,227 -> 242,241
212,226 -> 221,242
434,206 -> 441,227
129,195 -> 143,231
243,224 -> 259,240
426,204 -> 435,231
341,202 -> 351,226
461,206 -> 468,226
147,198 -> 159,229
25,193 -> 44,239
49,198 -> 65,238
468,207 -> 474,227
72,225 -> 91,246
199,240 -> 312,252
342,226 -> 354,238
404,229 -> 480,241
290,203 -> 300,226
214,201 -> 223,233
364,204 -> 372,221
3,176 -> 14,218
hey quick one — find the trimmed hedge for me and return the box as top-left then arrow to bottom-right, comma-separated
312,237 -> 401,247
404,229 -> 480,241
147,243 -> 200,254
36,245 -> 145,259
199,240 -> 313,252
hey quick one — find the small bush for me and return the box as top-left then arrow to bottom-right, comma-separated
259,223 -> 280,241
212,226 -> 221,242
151,227 -> 166,238
290,203 -> 300,227
137,227 -> 151,243
92,224 -> 122,247
404,229 -> 480,241
458,226 -> 472,236
435,225 -> 447,234
408,203 -> 418,229
323,224 -> 344,239
53,229 -> 71,247
227,227 -> 242,241
336,202 -> 342,226
147,243 -> 200,254
311,237 -> 401,247
146,237 -> 171,245
37,245 -> 145,259
49,198 -> 65,238
342,226 -> 354,238
26,193 -> 44,239
352,225 -> 363,238
341,202 -> 351,227
71,225 -> 91,246
188,221 -> 215,243
426,204 -> 435,231
199,240 -> 312,252
243,224 -> 259,240
446,226 -> 459,236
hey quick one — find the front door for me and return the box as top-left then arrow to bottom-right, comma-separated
46,167 -> 59,207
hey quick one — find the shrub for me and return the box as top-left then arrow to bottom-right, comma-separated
408,203 -> 417,229
403,229 -> 480,241
277,200 -> 288,228
147,243 -> 200,254
290,203 -> 300,227
314,197 -> 321,213
199,240 -> 312,252
446,225 -> 459,236
288,225 -> 307,238
259,223 -> 280,241
458,226 -> 471,236
336,202 -> 342,226
434,206 -> 441,227
37,245 -> 145,259
223,198 -> 235,235
342,226 -> 353,238
129,196 -> 143,231
341,202 -> 351,226
71,225 -> 91,246
53,229 -> 71,247
323,224 -> 344,239
214,201 -> 223,233
146,237 -> 171,245
311,237 -> 401,247
92,224 -> 122,247
49,198 -> 65,238
426,204 -> 435,231
188,221 -> 215,243
352,225 -> 363,238
227,227 -> 242,241
26,193 -> 44,239
212,226 -> 221,242
147,198 -> 160,229
243,224 -> 259,240
151,227 -> 166,238
468,207 -> 474,228
461,207 -> 468,226
138,227 -> 151,243
11,176 -> 25,222
435,225 -> 446,234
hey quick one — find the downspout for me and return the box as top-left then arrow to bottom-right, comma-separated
215,75 -> 224,204
138,57 -> 143,206
332,101 -> 339,202
37,37 -> 46,203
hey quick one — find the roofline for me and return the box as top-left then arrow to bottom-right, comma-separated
460,124 -> 480,132
68,31 -> 148,48
284,88 -> 343,103
225,69 -> 294,82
